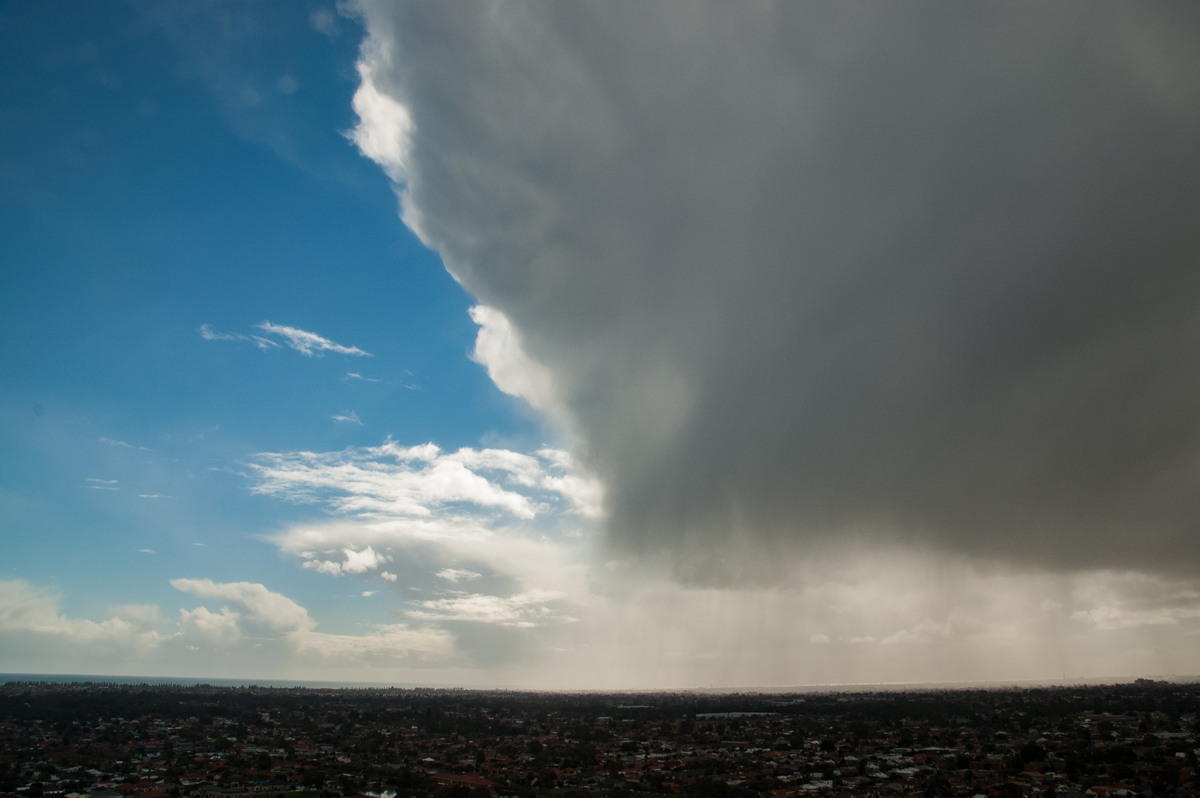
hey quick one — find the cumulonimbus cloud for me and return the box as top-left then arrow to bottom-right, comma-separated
352,2 -> 1200,582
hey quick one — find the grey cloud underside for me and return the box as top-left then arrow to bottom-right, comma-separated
359,2 -> 1200,579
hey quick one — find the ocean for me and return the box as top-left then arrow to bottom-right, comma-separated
0,673 -> 408,689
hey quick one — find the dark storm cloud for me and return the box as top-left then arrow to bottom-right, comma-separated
354,2 -> 1200,581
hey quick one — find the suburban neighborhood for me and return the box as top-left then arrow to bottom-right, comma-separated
2,680 -> 1198,797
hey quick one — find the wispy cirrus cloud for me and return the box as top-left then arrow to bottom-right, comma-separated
200,321 -> 370,357
255,322 -> 371,356
406,589 -> 574,628
98,437 -> 148,451
85,477 -> 119,491
198,323 -> 278,350
437,568 -> 481,583
331,410 -> 363,426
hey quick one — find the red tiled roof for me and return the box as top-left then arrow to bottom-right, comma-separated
431,772 -> 494,788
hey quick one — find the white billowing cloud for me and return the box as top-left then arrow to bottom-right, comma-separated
0,577 -> 458,678
468,305 -> 563,422
178,605 -> 242,647
304,545 -> 390,577
265,479 -> 591,668
350,37 -> 413,184
200,322 -> 370,357
271,516 -> 585,601
250,439 -> 600,521
167,578 -> 455,668
352,2 -> 1200,582
0,580 -> 163,654
343,545 -> 387,573
170,578 -> 315,633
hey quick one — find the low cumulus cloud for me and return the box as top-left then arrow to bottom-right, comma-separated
0,577 -> 455,680
351,2 -> 1200,582
0,580 -> 162,652
170,578 -> 316,634
246,439 -> 598,670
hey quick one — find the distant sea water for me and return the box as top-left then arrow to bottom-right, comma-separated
0,673 -> 409,689
3,673 -> 1196,693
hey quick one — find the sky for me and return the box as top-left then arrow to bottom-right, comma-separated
2,0 -> 1200,689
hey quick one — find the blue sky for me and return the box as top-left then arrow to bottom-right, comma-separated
0,2 -> 566,680
4,1 -> 1200,688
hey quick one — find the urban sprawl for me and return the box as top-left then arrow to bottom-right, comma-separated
2,679 -> 1198,797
